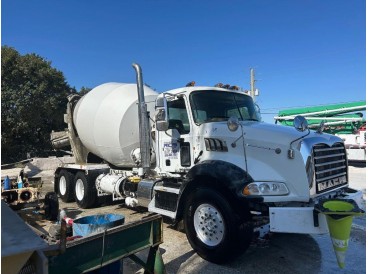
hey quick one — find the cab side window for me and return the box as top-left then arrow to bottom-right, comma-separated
167,98 -> 190,134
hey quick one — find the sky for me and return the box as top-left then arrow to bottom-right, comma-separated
2,0 -> 366,123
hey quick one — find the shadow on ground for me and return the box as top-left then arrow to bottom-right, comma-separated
123,233 -> 322,274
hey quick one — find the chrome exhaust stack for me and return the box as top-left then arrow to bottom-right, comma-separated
132,63 -> 151,175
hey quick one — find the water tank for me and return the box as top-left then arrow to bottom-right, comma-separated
73,83 -> 158,167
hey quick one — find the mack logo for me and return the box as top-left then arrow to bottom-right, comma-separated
317,176 -> 347,192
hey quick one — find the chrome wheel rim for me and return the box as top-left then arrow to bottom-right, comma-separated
59,176 -> 67,195
193,203 -> 225,246
75,179 -> 84,201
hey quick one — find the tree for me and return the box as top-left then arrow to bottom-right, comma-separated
79,86 -> 92,96
1,46 -> 72,163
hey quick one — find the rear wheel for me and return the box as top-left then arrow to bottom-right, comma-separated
74,172 -> 97,209
184,188 -> 253,264
56,170 -> 74,202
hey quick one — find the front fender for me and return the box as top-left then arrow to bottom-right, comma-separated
186,160 -> 253,194
176,160 -> 257,221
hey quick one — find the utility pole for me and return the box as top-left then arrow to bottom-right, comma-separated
250,68 -> 256,101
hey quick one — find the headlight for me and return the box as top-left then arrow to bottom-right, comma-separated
242,182 -> 289,196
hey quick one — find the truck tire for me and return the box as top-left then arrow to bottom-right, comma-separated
44,192 -> 59,221
56,170 -> 74,202
184,188 -> 253,264
74,172 -> 97,209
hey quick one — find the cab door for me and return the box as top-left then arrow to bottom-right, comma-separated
156,96 -> 193,173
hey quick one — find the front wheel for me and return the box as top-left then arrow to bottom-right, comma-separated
74,172 -> 97,209
184,188 -> 253,264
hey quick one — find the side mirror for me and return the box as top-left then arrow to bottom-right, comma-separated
293,115 -> 308,132
227,116 -> 239,132
155,96 -> 169,131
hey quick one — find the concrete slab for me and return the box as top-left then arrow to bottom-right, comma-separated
1,156 -> 75,180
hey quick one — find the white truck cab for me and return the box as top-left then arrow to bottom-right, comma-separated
154,87 -> 356,203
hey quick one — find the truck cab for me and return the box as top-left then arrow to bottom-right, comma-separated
154,86 -> 356,203
155,87 -> 260,174
149,84 -> 364,262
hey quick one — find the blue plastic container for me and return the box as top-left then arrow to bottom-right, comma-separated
72,214 -> 125,237
3,176 -> 10,190
73,214 -> 125,274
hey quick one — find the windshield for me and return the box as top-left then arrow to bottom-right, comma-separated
189,90 -> 259,124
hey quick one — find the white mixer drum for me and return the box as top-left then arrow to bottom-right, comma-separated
73,83 -> 158,167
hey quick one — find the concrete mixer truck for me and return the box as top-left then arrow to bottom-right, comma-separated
51,63 -> 363,263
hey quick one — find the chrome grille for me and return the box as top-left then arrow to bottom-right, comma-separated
312,143 -> 348,193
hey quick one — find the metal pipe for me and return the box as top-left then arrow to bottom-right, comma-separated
274,105 -> 366,121
132,63 -> 151,174
60,219 -> 67,254
275,116 -> 364,122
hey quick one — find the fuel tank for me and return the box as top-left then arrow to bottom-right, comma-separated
73,83 -> 158,167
